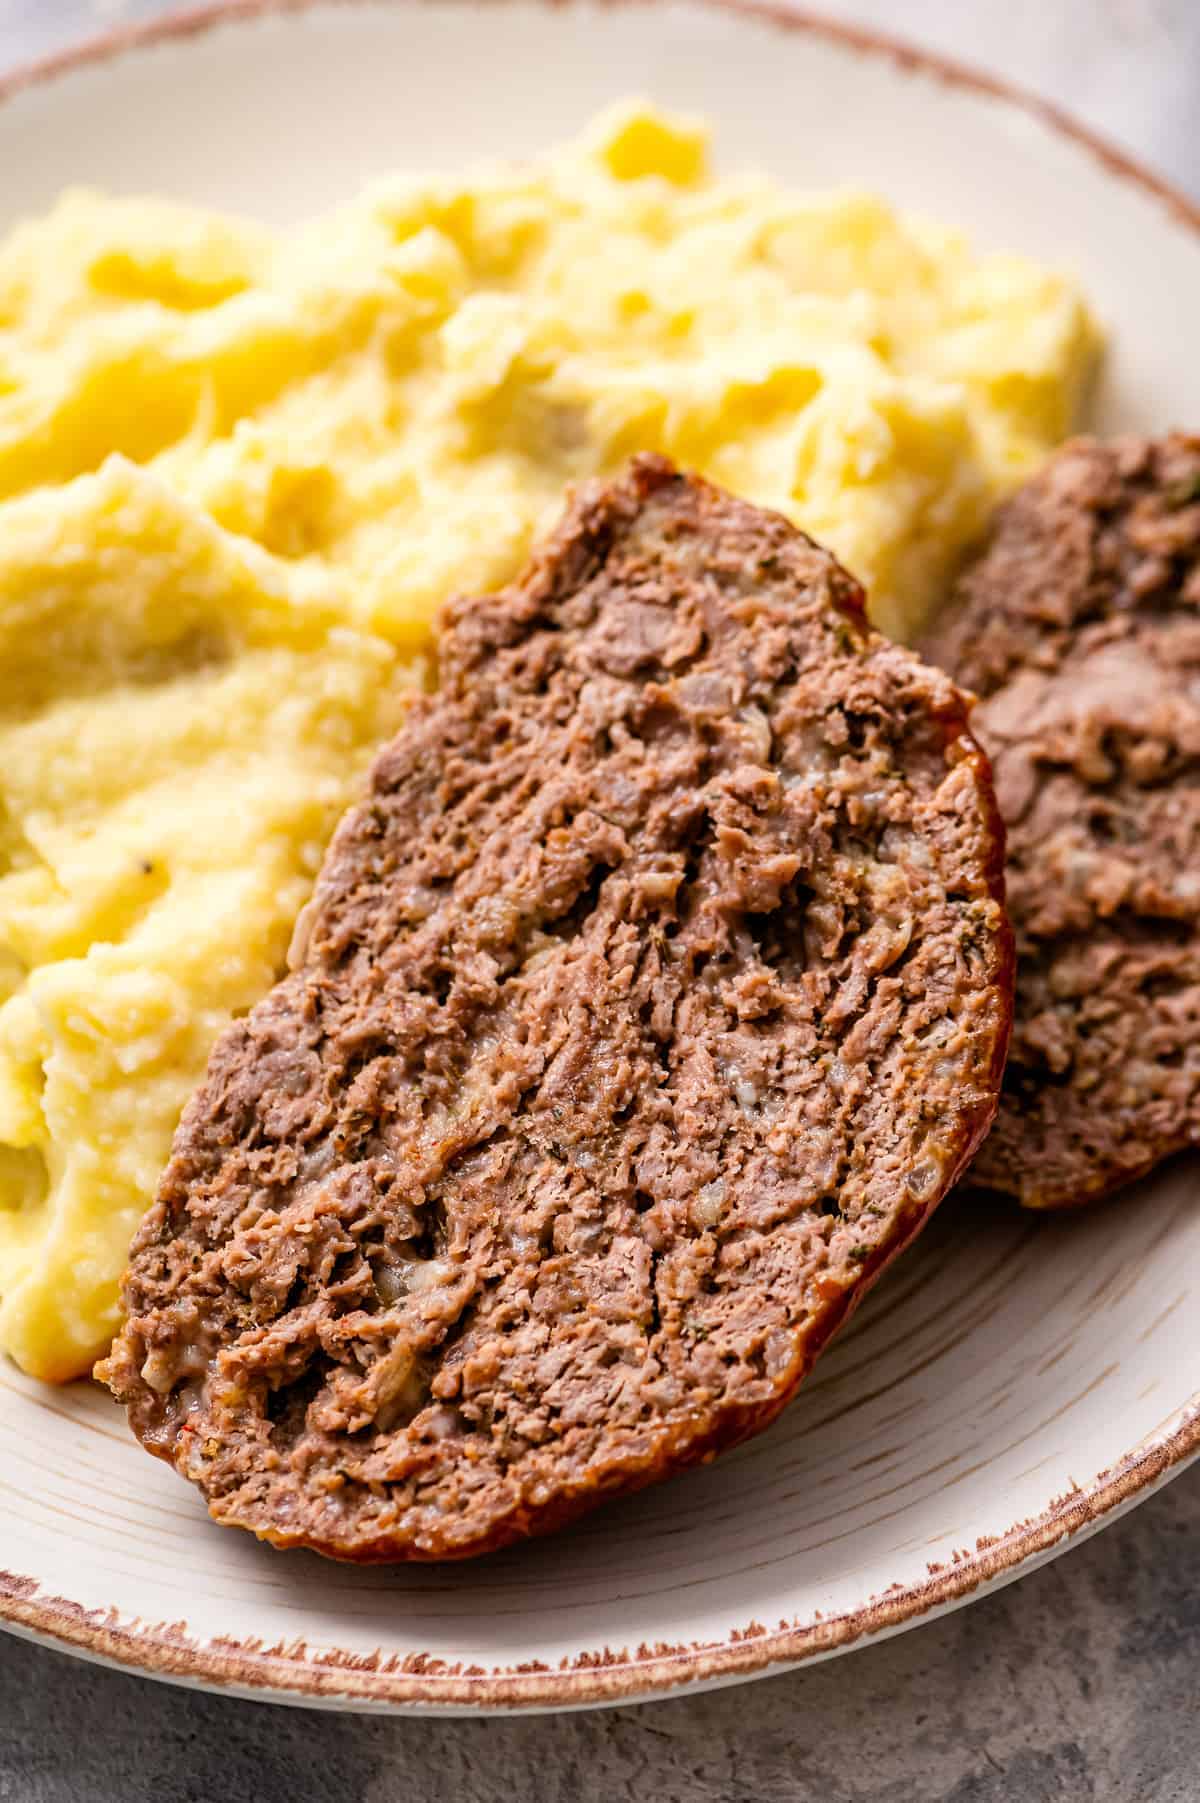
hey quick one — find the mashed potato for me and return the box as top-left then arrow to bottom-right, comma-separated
0,463 -> 414,1378
0,105 -> 1098,1380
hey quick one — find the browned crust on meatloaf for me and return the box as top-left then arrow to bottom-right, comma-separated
923,433 -> 1200,1210
100,455 -> 1012,1561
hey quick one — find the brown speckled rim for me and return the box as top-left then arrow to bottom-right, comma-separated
0,0 -> 1198,1715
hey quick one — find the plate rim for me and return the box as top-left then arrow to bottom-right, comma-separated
3,1404 -> 1199,1711
0,0 -> 1198,1715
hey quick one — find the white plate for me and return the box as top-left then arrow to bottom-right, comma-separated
1,0 -> 1198,1716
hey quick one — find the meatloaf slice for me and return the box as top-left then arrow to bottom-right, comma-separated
101,455 -> 1012,1561
923,433 -> 1200,1209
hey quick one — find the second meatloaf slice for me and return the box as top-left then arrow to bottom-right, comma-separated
922,434 -> 1200,1209
102,455 -> 1013,1560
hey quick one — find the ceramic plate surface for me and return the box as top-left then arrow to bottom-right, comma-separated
1,0 -> 1199,1716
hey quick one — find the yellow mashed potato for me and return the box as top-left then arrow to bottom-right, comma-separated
0,105 -> 1099,1381
0,462 -> 415,1379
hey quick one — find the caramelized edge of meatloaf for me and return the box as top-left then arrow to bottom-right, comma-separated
923,433 -> 1200,1210
101,455 -> 1013,1560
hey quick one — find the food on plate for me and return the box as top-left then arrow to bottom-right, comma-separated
0,460 -> 417,1381
0,103 -> 1094,1383
922,433 -> 1200,1209
101,456 -> 1013,1559
0,105 -> 1097,649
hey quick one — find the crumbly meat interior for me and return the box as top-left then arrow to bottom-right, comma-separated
924,434 -> 1200,1209
103,456 -> 1010,1559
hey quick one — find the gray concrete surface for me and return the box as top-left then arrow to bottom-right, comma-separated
0,3 -> 1198,1800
